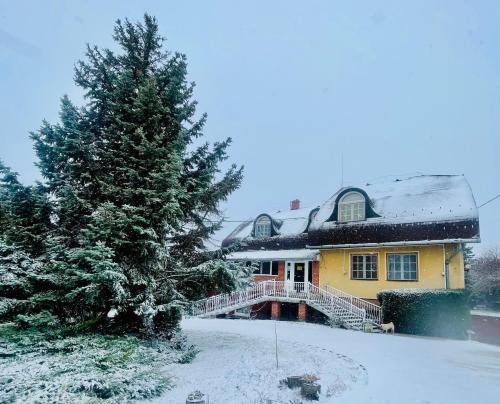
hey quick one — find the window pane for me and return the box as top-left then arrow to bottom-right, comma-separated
272,261 -> 279,275
339,192 -> 365,222
261,261 -> 271,275
388,254 -> 417,280
255,216 -> 272,238
352,255 -> 377,279
341,192 -> 365,203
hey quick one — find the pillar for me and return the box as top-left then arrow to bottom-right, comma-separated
312,261 -> 320,287
277,261 -> 285,281
271,301 -> 281,320
298,302 -> 307,321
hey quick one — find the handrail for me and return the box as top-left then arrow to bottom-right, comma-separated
189,280 -> 381,327
323,284 -> 381,324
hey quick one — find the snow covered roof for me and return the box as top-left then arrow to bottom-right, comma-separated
222,205 -> 318,247
227,249 -> 319,261
310,175 -> 478,230
222,175 -> 480,251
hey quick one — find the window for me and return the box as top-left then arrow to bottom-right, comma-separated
255,216 -> 271,238
252,261 -> 279,275
351,254 -> 378,280
387,253 -> 418,281
272,261 -> 278,275
339,192 -> 365,222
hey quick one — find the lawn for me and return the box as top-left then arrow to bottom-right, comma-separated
154,318 -> 500,404
2,319 -> 500,403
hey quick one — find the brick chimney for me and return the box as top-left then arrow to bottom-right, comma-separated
290,199 -> 300,210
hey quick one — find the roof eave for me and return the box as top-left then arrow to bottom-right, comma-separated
306,237 -> 481,250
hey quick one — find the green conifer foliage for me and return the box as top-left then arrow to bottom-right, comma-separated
0,15 -> 247,335
0,162 -> 52,256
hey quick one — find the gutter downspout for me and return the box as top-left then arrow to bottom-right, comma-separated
442,244 -> 448,289
444,244 -> 464,290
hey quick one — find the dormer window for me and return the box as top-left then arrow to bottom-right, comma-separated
339,191 -> 365,222
255,215 -> 271,238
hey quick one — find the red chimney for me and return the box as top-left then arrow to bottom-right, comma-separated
290,199 -> 300,210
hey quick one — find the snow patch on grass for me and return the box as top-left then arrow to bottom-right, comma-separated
166,319 -> 500,404
155,323 -> 367,403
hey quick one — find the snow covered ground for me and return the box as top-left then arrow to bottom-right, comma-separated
153,318 -> 500,404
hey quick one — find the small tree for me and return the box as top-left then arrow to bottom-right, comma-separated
467,248 -> 500,309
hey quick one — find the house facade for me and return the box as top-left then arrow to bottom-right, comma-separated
222,175 -> 479,315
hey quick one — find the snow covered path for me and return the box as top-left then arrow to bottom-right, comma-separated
154,319 -> 500,404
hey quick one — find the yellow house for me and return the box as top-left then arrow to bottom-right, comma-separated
222,175 -> 479,321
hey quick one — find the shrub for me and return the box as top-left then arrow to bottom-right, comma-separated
377,288 -> 471,339
15,310 -> 59,330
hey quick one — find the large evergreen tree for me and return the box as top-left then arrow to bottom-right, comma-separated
0,15 -> 246,335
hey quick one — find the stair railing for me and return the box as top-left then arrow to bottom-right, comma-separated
323,284 -> 381,324
189,280 -> 381,326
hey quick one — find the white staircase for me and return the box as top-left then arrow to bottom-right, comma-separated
189,281 -> 381,330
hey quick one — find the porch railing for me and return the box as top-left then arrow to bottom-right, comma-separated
189,280 -> 382,329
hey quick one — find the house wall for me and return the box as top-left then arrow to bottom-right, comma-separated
319,244 -> 464,299
251,261 -> 285,283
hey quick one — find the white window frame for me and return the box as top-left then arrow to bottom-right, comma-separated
339,192 -> 365,222
351,254 -> 378,280
387,253 -> 418,281
254,215 -> 272,238
250,260 -> 279,275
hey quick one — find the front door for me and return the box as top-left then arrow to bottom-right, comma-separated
294,262 -> 305,283
285,261 -> 308,288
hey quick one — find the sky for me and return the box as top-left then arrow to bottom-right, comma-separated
0,1 -> 499,253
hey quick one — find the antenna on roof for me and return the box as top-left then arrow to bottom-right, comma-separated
340,152 -> 344,188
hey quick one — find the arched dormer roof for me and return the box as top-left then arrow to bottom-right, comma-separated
306,207 -> 320,231
252,214 -> 278,238
326,187 -> 380,222
222,205 -> 320,246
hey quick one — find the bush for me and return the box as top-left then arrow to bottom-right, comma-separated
377,288 -> 471,339
15,310 -> 59,329
0,325 -> 187,403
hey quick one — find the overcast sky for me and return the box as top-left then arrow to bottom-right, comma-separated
0,1 -> 499,253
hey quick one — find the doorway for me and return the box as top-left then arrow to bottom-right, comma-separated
285,261 -> 309,284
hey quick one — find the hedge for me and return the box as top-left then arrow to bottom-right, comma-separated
377,288 -> 471,339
